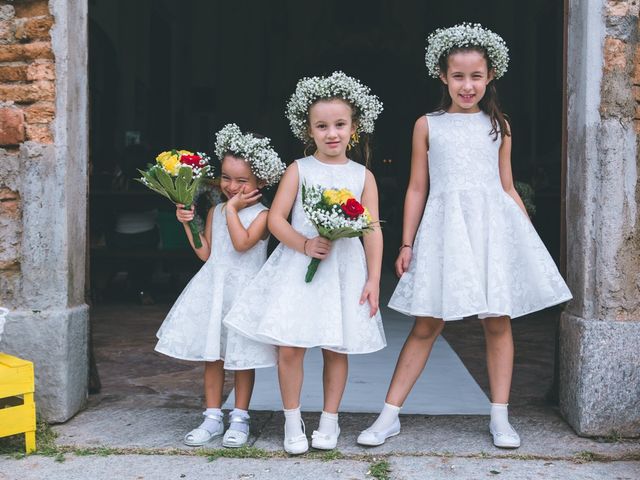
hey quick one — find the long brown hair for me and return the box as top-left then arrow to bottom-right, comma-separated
437,46 -> 510,140
304,98 -> 372,167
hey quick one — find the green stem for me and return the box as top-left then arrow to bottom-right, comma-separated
182,204 -> 202,249
305,257 -> 321,283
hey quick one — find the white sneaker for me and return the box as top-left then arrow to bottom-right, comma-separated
490,422 -> 521,448
284,419 -> 309,455
311,426 -> 340,450
357,418 -> 401,446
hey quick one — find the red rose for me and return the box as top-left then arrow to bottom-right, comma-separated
180,154 -> 203,167
341,198 -> 365,218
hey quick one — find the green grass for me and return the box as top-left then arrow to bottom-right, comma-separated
367,459 -> 391,480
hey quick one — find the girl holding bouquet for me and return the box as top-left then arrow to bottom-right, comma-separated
155,124 -> 286,448
224,72 -> 386,454
358,24 -> 572,449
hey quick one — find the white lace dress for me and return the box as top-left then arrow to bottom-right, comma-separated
224,156 -> 387,353
388,112 -> 572,320
155,202 -> 278,369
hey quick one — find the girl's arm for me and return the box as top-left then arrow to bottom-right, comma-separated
176,204 -> 214,261
267,163 -> 331,259
497,128 -> 530,220
396,116 -> 430,277
225,187 -> 269,252
360,169 -> 383,317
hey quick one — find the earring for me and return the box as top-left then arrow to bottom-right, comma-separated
348,131 -> 359,150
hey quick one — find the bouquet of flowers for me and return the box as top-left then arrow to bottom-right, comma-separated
301,183 -> 375,282
137,149 -> 211,248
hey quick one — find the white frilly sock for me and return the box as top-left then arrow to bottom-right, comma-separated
200,407 -> 223,433
229,408 -> 250,434
490,403 -> 515,433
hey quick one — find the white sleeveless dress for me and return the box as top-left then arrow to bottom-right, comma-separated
224,156 -> 387,353
155,202 -> 278,369
388,111 -> 572,320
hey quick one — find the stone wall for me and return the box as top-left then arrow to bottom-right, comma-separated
561,0 -> 639,437
0,0 -> 89,423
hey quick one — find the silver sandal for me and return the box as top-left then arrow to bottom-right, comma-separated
222,413 -> 250,448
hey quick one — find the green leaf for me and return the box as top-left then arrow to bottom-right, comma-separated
154,167 -> 178,199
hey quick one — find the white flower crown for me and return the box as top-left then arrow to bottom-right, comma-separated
214,123 -> 286,187
286,71 -> 384,142
425,23 -> 509,79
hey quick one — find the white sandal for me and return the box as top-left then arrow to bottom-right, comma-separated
311,426 -> 340,450
222,413 -> 250,448
284,418 -> 309,455
183,411 -> 224,447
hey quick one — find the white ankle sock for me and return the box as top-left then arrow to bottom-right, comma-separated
368,403 -> 401,431
229,408 -> 250,434
317,411 -> 339,435
490,403 -> 514,433
200,407 -> 223,433
284,406 -> 304,438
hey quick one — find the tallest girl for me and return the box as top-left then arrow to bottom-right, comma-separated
358,24 -> 571,449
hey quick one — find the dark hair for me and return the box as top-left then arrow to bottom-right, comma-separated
437,46 -> 510,140
304,97 -> 373,167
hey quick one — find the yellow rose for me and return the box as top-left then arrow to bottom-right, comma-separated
156,150 -> 176,165
160,156 -> 181,176
336,188 -> 354,204
177,149 -> 193,156
322,189 -> 341,205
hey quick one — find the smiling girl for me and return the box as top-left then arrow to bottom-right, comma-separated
155,124 -> 285,448
224,71 -> 386,454
358,24 -> 571,449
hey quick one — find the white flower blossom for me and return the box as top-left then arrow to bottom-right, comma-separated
425,23 -> 509,79
214,124 -> 286,187
286,71 -> 384,142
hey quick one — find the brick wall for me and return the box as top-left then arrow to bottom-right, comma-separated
602,1 -> 640,132
0,0 -> 54,307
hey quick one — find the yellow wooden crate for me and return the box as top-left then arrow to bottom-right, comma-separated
0,352 -> 36,453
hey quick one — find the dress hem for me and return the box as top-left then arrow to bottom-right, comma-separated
154,345 -> 276,370
387,294 -> 572,321
225,324 -> 386,355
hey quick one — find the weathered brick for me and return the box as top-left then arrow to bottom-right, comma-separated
0,64 -> 28,82
0,259 -> 20,271
26,61 -> 54,81
0,41 -> 53,62
0,5 -> 15,21
15,16 -> 53,42
0,80 -> 54,103
636,119 -> 640,134
607,0 -> 629,16
0,108 -> 25,145
0,187 -> 20,219
634,45 -> 640,84
603,36 -> 627,71
633,86 -> 640,102
636,103 -> 640,119
24,101 -> 54,124
25,122 -> 52,143
13,0 -> 49,18
0,19 -> 15,44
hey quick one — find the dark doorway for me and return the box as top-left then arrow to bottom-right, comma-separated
88,0 -> 564,404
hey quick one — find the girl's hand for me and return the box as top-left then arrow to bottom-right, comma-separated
395,247 -> 413,277
227,186 -> 262,212
359,279 -> 380,317
304,236 -> 332,259
176,204 -> 195,223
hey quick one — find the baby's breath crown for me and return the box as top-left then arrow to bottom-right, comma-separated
286,71 -> 384,142
425,23 -> 509,79
214,123 -> 286,187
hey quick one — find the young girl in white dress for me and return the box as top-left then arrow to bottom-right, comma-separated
358,24 -> 572,449
224,71 -> 386,454
155,124 -> 285,448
